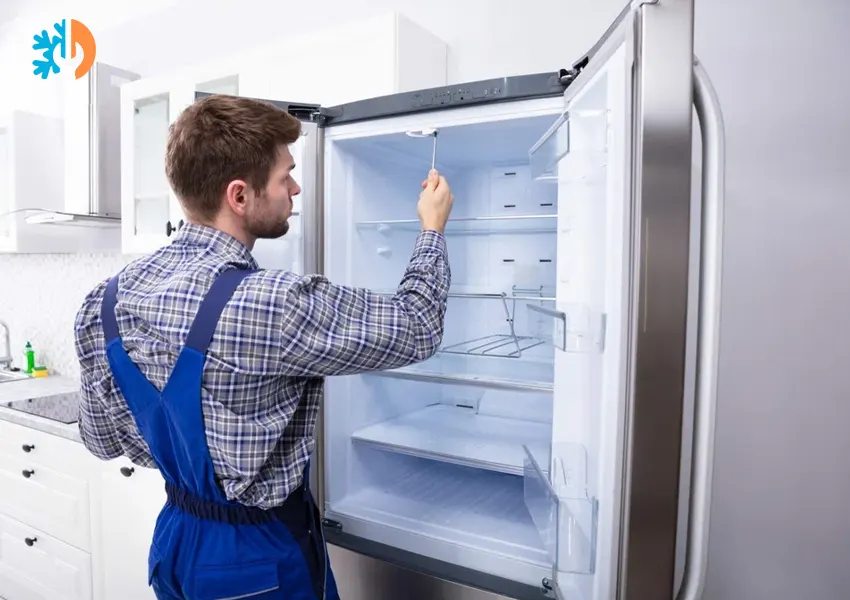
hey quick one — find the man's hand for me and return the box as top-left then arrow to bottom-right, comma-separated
417,169 -> 454,234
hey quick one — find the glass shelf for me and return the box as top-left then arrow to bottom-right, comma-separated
523,443 -> 597,575
351,403 -> 551,476
370,367 -> 553,393
356,213 -> 558,235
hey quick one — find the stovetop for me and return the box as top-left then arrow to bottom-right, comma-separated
3,392 -> 80,424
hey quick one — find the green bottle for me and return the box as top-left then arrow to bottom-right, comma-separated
24,342 -> 35,374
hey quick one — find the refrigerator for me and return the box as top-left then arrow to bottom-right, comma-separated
200,0 -> 726,598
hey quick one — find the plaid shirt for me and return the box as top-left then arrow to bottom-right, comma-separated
74,223 -> 450,508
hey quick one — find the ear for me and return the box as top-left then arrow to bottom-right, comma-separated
224,179 -> 250,216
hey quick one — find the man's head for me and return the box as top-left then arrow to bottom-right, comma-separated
165,95 -> 302,248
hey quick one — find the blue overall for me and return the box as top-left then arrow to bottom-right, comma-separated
100,268 -> 341,600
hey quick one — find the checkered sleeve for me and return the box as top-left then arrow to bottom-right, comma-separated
276,230 -> 451,376
74,278 -> 125,461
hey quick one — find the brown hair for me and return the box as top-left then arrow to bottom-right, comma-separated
165,95 -> 302,222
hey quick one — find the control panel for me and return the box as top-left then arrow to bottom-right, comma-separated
411,82 -> 506,108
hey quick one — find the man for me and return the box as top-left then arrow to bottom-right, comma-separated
74,94 -> 454,600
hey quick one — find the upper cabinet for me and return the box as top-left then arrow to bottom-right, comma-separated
120,12 -> 447,255
261,13 -> 449,104
0,63 -> 140,254
0,111 -> 66,254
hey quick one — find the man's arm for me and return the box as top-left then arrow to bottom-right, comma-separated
274,230 -> 451,377
74,279 -> 125,461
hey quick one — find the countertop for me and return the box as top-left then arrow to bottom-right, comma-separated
0,374 -> 82,442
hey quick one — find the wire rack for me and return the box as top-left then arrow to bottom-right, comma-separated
438,287 -> 554,359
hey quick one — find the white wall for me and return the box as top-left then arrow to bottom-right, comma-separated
0,1 -> 847,598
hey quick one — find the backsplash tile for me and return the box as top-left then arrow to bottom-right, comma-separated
0,254 -> 137,379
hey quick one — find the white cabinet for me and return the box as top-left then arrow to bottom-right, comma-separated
90,457 -> 165,600
261,13 -> 448,104
0,111 -> 66,254
0,418 -> 167,600
0,420 -> 95,600
120,12 -> 447,255
0,63 -> 140,254
0,513 -> 93,600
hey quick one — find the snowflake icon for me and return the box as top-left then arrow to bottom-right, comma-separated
32,19 -> 66,80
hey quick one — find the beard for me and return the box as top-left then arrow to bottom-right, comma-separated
245,194 -> 290,239
248,215 -> 289,239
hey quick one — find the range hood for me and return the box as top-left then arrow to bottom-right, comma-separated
24,210 -> 120,227
28,62 -> 140,228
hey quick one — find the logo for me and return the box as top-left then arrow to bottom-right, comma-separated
32,19 -> 96,80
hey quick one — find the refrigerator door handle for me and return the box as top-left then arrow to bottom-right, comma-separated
675,56 -> 726,600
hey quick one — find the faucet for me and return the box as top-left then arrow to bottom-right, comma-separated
0,319 -> 12,370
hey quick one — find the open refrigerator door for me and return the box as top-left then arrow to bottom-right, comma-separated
522,1 -> 700,598
522,22 -> 633,600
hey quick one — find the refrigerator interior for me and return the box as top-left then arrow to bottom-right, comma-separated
321,48 -> 627,593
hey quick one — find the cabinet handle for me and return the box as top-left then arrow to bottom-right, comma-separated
165,221 -> 175,237
24,537 -> 37,547
21,444 -> 34,453
21,469 -> 34,478
120,466 -> 135,477
178,219 -> 185,230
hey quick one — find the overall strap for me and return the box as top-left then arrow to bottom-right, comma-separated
101,274 -> 122,344
183,268 -> 256,355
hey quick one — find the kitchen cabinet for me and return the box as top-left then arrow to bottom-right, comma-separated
0,417 -> 170,600
0,63 -> 141,255
0,513 -> 93,600
0,111 -> 66,254
0,419 -> 95,600
90,457 -> 165,600
120,12 -> 447,255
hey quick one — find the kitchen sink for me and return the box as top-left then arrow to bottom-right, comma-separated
0,371 -> 29,383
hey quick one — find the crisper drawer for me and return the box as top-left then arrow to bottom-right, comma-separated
0,420 -> 93,551
0,512 -> 92,600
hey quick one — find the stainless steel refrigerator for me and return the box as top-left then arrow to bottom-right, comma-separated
214,0 -> 726,598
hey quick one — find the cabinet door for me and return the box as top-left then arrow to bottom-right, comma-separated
0,513 -> 92,600
121,77 -> 174,254
93,458 -> 165,600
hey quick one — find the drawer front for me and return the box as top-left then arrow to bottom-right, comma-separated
0,419 -> 93,473
0,449 -> 91,551
0,512 -> 92,600
0,421 -> 92,550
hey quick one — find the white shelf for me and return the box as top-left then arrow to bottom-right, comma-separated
356,213 -> 558,235
351,404 -> 551,476
332,460 -> 549,567
370,367 -> 553,392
